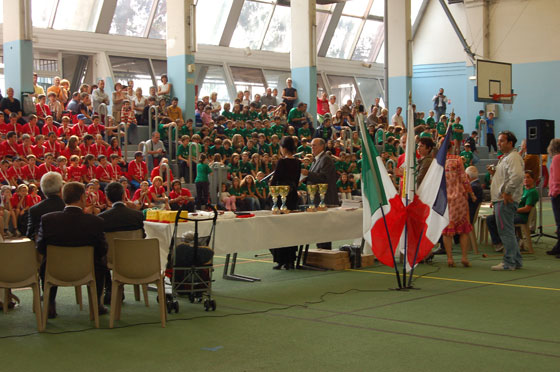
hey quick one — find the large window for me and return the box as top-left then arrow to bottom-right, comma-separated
196,0 -> 233,45
52,0 -> 103,32
148,0 -> 167,39
110,0 -> 155,37
230,66 -> 266,97
263,69 -> 291,92
262,5 -> 291,52
356,77 -> 384,108
326,16 -> 361,59
109,56 -> 154,94
32,0 -> 57,28
352,20 -> 384,61
327,75 -> 357,105
199,65 -> 231,105
230,1 -> 274,50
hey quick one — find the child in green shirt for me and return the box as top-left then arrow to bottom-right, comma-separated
194,154 -> 212,210
460,143 -> 474,168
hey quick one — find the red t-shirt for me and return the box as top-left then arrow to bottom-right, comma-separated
22,123 -> 40,138
317,98 -> 329,116
36,104 -> 52,118
0,167 -> 10,183
22,164 -> 40,181
43,141 -> 61,157
81,165 -> 96,182
17,143 -> 34,158
61,146 -> 82,160
37,163 -> 61,179
1,140 -> 19,158
150,166 -> 174,183
95,163 -> 114,181
32,144 -> 47,159
87,124 -> 105,136
10,193 -> 31,209
79,143 -> 93,156
26,193 -> 42,207
132,188 -> 152,202
128,160 -> 148,180
67,165 -> 85,182
106,146 -> 122,158
57,125 -> 73,139
148,185 -> 166,197
42,124 -> 59,136
90,143 -> 106,158
71,124 -> 88,137
169,188 -> 192,205
8,166 -> 25,181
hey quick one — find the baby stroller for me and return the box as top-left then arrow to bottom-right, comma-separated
164,204 -> 218,313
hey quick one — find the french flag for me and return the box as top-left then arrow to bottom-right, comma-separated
406,128 -> 451,266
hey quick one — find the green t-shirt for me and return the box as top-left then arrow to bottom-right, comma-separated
222,110 -> 234,120
349,161 -> 360,174
452,123 -> 464,141
384,143 -> 397,156
460,150 -> 473,168
242,146 -> 258,156
209,145 -> 225,156
177,143 -> 189,158
298,127 -> 311,139
287,108 -> 304,124
241,183 -> 257,196
239,161 -> 254,175
475,115 -> 484,130
270,143 -> 280,155
419,131 -> 433,139
158,123 -> 170,139
228,162 -> 240,175
271,124 -> 285,137
248,111 -> 258,120
415,119 -> 426,126
335,161 -> 348,173
229,186 -> 242,197
257,113 -> 269,121
336,179 -> 351,191
232,112 -> 247,121
375,129 -> 384,145
297,145 -> 312,155
517,187 -> 539,223
222,147 -> 234,158
194,163 -> 212,183
256,180 -> 269,196
426,116 -> 436,128
437,122 -> 447,136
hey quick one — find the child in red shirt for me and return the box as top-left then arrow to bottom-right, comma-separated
67,155 -> 84,182
26,184 -> 42,207
132,181 -> 152,209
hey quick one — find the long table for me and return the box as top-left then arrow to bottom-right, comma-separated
144,208 -> 363,280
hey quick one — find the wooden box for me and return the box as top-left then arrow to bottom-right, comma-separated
361,254 -> 375,268
305,249 -> 350,270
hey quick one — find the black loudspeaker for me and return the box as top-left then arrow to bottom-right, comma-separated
526,119 -> 555,155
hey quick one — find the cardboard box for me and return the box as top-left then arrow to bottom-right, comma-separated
305,249 -> 350,270
361,254 -> 375,268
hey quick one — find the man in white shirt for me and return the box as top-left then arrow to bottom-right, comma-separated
92,79 -> 110,114
328,95 -> 339,116
487,131 -> 524,271
391,107 -> 404,127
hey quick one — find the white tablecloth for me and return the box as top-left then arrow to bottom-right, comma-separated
144,208 -> 363,267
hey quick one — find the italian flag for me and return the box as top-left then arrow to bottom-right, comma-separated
361,129 -> 406,267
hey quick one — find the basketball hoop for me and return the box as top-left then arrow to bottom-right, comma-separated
491,93 -> 517,103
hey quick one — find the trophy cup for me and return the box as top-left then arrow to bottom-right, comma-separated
279,185 -> 291,214
317,183 -> 328,211
270,186 -> 280,214
306,184 -> 318,212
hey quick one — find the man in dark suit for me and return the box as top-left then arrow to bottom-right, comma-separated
98,182 -> 144,234
98,182 -> 145,304
26,172 -> 65,241
301,138 -> 340,249
36,182 -> 108,318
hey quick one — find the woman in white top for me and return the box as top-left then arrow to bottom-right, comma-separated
112,82 -> 125,122
210,92 -> 221,120
132,87 -> 147,124
157,74 -> 172,105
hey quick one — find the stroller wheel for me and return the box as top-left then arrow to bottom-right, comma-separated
210,299 -> 216,311
166,302 -> 173,314
204,299 -> 210,311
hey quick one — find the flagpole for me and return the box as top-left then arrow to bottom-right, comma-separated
402,91 -> 415,288
357,114 -> 402,289
407,227 -> 425,288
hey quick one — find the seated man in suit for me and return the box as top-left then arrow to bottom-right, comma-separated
301,138 -> 340,249
98,182 -> 145,304
37,182 -> 108,318
26,171 -> 65,241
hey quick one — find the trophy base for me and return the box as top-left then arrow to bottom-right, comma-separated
271,209 -> 281,215
317,206 -> 328,211
280,209 -> 290,214
306,207 -> 316,212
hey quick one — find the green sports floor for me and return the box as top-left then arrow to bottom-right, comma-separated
2,203 -> 560,372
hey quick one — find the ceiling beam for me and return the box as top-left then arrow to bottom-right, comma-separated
219,0 -> 245,47
95,0 -> 118,33
317,2 -> 344,57
412,0 -> 429,39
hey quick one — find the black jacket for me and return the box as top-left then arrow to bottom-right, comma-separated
37,207 -> 108,267
26,195 -> 66,241
98,202 -> 145,235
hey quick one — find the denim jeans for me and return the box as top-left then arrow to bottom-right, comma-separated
486,213 -> 525,245
494,201 -> 522,269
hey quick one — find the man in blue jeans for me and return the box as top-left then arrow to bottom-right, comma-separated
487,131 -> 525,271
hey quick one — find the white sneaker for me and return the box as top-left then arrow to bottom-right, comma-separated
493,244 -> 504,252
491,262 -> 515,271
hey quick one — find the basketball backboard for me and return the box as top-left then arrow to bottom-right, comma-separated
475,59 -> 513,103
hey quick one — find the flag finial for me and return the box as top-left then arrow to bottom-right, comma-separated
408,91 -> 412,103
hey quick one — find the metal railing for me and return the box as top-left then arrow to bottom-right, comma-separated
187,142 -> 200,183
340,127 -> 353,154
97,103 -> 109,127
116,122 -> 129,163
148,105 -> 158,136
167,122 -> 177,163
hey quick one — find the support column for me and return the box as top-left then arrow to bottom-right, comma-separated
3,0 -> 33,100
290,0 -> 317,126
387,0 -> 412,117
166,0 -> 196,122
